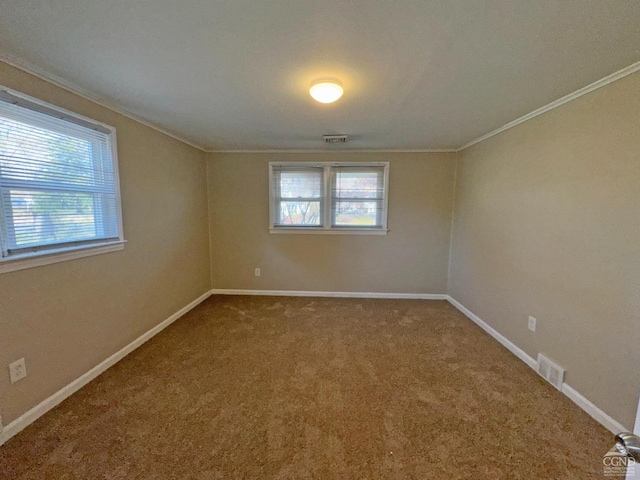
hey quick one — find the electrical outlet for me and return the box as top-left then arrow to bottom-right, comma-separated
528,316 -> 537,332
255,268 -> 261,277
9,358 -> 27,384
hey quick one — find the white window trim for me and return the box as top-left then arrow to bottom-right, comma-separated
268,162 -> 389,235
0,240 -> 126,274
0,85 -> 125,274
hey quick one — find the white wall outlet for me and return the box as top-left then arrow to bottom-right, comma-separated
254,268 -> 261,277
9,358 -> 27,384
528,315 -> 537,332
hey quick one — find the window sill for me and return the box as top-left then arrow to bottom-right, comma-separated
269,228 -> 388,236
0,240 -> 126,274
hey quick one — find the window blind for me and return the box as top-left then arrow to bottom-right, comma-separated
0,93 -> 120,256
271,165 -> 324,227
331,166 -> 385,228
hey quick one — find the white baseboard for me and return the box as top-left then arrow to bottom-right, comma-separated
1,290 -> 626,446
210,288 -> 447,300
0,290 -> 212,446
446,295 -> 628,434
561,384 -> 627,434
445,296 -> 537,370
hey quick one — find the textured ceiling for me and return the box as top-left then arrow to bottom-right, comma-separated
0,1 -> 639,151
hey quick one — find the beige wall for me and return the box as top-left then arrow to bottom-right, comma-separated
449,71 -> 640,428
2,56 -> 635,435
207,152 -> 456,294
0,62 -> 211,425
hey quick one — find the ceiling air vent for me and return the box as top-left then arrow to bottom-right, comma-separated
323,134 -> 348,144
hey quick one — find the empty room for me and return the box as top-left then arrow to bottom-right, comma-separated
0,1 -> 639,478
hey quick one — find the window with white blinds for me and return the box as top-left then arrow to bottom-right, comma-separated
271,165 -> 324,227
332,166 -> 385,228
269,162 -> 389,234
0,88 -> 124,270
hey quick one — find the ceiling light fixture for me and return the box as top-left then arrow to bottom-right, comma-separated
309,78 -> 343,103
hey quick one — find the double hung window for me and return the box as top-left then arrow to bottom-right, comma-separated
269,162 -> 389,234
0,88 -> 124,273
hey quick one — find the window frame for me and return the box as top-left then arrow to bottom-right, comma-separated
269,162 -> 389,235
0,86 -> 125,274
272,165 -> 325,229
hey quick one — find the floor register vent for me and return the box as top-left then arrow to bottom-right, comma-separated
537,353 -> 565,390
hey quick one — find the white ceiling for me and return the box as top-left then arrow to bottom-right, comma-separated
0,1 -> 639,151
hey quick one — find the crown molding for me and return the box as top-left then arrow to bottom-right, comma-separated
3,53 -> 638,155
0,53 -> 208,152
204,148 -> 457,154
1,54 -> 457,155
457,60 -> 640,152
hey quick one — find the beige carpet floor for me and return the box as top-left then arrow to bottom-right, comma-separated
1,296 -> 613,479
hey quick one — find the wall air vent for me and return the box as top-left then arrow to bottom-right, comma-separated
323,134 -> 348,143
536,353 -> 565,390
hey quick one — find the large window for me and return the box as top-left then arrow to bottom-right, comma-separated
269,162 -> 389,234
0,87 -> 124,273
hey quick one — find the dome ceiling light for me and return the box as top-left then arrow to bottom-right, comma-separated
309,78 -> 343,103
